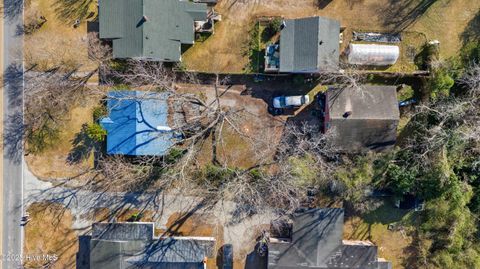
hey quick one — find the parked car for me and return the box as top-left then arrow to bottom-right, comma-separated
316,93 -> 326,110
399,98 -> 417,107
272,95 -> 310,109
222,244 -> 233,269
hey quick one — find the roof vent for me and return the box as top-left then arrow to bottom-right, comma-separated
156,126 -> 172,132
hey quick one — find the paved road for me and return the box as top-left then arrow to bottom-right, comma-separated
2,0 -> 24,267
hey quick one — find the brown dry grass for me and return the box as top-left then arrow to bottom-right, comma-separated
93,207 -> 156,222
25,0 -> 97,71
24,202 -> 78,269
26,97 -> 98,179
183,0 -> 480,73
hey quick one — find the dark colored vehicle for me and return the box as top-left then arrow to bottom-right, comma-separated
268,105 -> 283,115
316,93 -> 326,110
222,244 -> 233,269
399,98 -> 417,107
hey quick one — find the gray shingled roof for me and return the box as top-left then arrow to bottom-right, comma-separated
268,208 -> 390,269
92,222 -> 154,241
279,16 -> 340,73
126,238 -> 215,266
268,208 -> 344,269
89,222 -> 215,269
326,86 -> 400,152
99,0 -> 207,61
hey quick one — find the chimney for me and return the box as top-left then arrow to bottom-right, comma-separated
142,15 -> 149,22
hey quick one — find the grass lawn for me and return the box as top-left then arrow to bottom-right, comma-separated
344,201 -> 418,269
26,97 -> 98,180
24,202 -> 78,269
182,0 -> 480,73
25,0 -> 97,71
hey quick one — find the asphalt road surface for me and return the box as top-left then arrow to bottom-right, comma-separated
2,0 -> 24,267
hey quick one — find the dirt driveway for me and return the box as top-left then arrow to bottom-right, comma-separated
182,0 -> 480,73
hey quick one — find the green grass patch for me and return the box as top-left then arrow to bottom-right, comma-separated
397,85 -> 415,101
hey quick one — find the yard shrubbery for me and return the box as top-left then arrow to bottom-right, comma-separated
245,22 -> 262,73
262,18 -> 282,42
85,123 -> 106,142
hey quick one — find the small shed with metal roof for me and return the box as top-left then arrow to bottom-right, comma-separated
100,90 -> 176,156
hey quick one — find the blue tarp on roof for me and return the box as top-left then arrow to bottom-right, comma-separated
100,90 -> 174,156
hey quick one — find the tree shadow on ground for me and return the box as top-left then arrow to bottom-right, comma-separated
460,10 -> 480,63
3,63 -> 25,164
2,0 -> 23,20
361,199 -> 410,225
461,10 -> 480,44
4,112 -> 25,164
379,0 -> 439,32
345,199 -> 411,238
67,124 -> 96,164
53,0 -> 96,23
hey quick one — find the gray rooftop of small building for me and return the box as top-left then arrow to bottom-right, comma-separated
268,208 -> 344,268
89,222 -> 215,269
268,208 -> 389,269
92,222 -> 154,241
327,86 -> 400,151
99,0 -> 207,61
279,16 -> 340,73
328,86 -> 400,120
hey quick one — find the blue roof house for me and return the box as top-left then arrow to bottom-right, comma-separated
100,90 -> 176,156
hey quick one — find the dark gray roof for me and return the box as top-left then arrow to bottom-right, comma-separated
279,16 -> 340,73
90,239 -> 148,269
326,86 -> 400,151
325,244 -> 379,269
92,222 -> 154,241
99,0 -> 207,61
268,208 -> 344,268
126,238 -> 215,265
89,222 -> 215,269
268,208 -> 391,269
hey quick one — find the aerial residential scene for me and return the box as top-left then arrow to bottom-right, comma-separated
0,0 -> 479,268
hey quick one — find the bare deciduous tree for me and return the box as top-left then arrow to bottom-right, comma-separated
459,62 -> 480,97
24,68 -> 96,153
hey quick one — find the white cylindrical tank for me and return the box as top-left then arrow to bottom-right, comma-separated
347,44 -> 400,66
